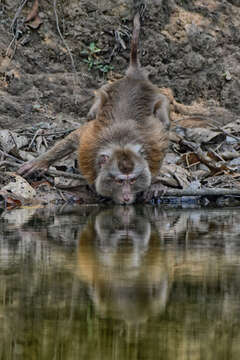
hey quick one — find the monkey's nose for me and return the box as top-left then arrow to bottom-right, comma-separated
123,194 -> 130,202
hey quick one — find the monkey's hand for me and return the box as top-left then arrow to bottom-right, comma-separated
18,158 -> 49,177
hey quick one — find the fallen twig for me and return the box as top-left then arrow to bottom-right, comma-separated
42,130 -> 75,137
53,0 -> 77,74
6,0 -> 28,57
0,160 -> 20,168
209,123 -> 240,142
28,129 -> 44,150
0,150 -> 24,164
14,162 -> 84,182
53,0 -> 81,104
15,129 -> 75,137
57,189 -> 67,201
47,169 -> 85,182
172,114 -> 213,124
156,188 -> 240,197
5,37 -> 17,58
10,0 -> 28,33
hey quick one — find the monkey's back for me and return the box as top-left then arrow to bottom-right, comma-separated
100,76 -> 169,175
101,75 -> 157,124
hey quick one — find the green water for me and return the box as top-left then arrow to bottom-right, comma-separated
1,205 -> 240,360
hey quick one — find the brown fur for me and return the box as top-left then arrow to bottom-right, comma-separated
18,13 -> 170,204
78,120 -> 102,184
78,75 -> 170,188
116,150 -> 135,174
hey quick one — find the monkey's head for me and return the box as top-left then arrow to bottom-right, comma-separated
95,146 -> 151,204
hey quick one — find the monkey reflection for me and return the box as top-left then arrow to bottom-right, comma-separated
76,206 -> 173,325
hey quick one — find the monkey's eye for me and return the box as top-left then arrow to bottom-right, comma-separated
130,177 -> 137,184
115,178 -> 124,185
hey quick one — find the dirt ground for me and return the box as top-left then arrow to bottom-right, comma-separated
1,0 -> 240,207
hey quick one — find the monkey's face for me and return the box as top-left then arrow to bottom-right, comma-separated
95,149 -> 151,204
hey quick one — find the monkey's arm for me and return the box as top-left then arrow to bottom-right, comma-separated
18,128 -> 81,176
87,84 -> 110,120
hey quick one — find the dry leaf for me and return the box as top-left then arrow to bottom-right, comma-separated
2,173 -> 36,203
223,119 -> 240,134
0,130 -> 28,153
184,127 -> 224,144
25,0 -> 39,23
159,164 -> 191,189
178,152 -> 200,167
27,16 -> 43,30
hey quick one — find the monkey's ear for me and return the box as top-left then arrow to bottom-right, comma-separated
98,154 -> 110,167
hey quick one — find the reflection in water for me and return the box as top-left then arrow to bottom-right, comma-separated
1,206 -> 240,359
77,206 -> 169,325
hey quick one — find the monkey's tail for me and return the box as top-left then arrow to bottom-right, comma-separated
130,12 -> 140,68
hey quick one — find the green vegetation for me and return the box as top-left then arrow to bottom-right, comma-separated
81,42 -> 114,73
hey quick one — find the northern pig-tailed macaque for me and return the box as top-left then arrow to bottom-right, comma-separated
18,13 -> 170,204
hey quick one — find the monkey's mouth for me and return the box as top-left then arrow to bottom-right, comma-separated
119,197 -> 135,205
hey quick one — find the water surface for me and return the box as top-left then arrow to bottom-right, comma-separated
1,205 -> 240,360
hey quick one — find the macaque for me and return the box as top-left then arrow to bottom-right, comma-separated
18,13 -> 170,204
